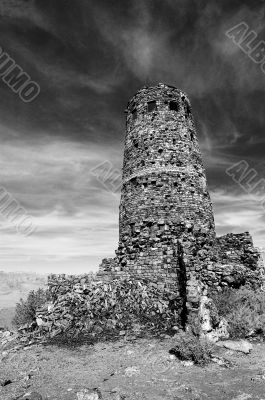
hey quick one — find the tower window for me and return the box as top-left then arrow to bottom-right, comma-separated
132,108 -> 137,120
184,101 -> 191,117
169,101 -> 179,112
147,100 -> 157,112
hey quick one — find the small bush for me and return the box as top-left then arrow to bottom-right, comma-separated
211,287 -> 265,338
169,331 -> 212,365
13,288 -> 49,328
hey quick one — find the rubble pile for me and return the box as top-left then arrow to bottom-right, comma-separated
0,329 -> 26,362
35,276 -> 180,340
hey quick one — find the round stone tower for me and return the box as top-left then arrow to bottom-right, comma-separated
97,83 -> 264,322
116,83 -> 215,281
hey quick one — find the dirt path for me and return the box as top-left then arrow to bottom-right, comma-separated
1,337 -> 265,400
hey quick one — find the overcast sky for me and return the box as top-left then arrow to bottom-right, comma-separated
0,0 -> 264,274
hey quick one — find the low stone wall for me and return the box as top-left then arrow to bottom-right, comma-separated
98,229 -> 265,328
100,232 -> 264,283
47,273 -> 97,300
37,274 -> 183,338
203,232 -> 265,290
46,230 -> 264,335
215,232 -> 262,268
47,271 -> 181,302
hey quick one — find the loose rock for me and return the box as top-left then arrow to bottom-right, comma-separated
124,366 -> 140,377
76,388 -> 102,400
21,392 -> 43,400
217,340 -> 253,354
181,360 -> 194,367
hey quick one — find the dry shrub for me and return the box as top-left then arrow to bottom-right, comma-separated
211,287 -> 265,338
169,331 -> 212,365
13,288 -> 49,328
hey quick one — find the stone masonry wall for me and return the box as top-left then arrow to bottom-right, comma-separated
116,83 -> 215,285
97,84 -> 265,326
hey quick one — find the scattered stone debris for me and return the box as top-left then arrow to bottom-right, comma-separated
0,328 -> 38,358
231,394 -> 253,400
211,356 -> 233,368
251,372 -> 265,381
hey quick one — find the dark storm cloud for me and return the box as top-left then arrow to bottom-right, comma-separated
0,0 -> 264,145
0,0 -> 264,271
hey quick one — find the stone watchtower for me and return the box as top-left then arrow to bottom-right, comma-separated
98,83 -> 264,324
110,83 -> 215,282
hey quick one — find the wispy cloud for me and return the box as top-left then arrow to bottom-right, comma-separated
0,136 -> 121,272
212,189 -> 265,247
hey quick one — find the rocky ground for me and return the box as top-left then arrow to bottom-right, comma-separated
1,333 -> 265,400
